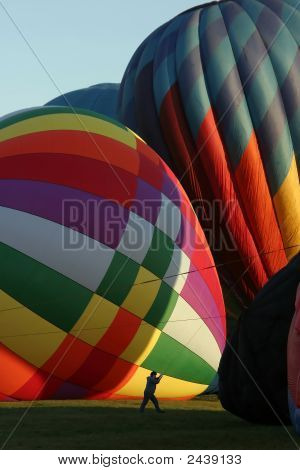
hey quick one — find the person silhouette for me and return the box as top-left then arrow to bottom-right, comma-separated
139,371 -> 165,413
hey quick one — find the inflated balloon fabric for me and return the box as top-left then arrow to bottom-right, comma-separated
288,284 -> 300,433
46,83 -> 119,120
118,0 -> 300,313
0,107 -> 225,401
218,253 -> 300,424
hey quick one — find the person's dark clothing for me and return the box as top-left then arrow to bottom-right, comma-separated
144,376 -> 160,394
140,393 -> 161,412
139,375 -> 163,412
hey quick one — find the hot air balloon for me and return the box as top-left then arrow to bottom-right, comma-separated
218,253 -> 300,424
0,106 -> 225,401
118,0 -> 300,319
288,283 -> 300,434
46,83 -> 119,120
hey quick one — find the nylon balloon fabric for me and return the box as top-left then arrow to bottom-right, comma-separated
288,283 -> 300,433
118,0 -> 300,315
218,253 -> 300,424
0,107 -> 226,401
46,83 -> 119,120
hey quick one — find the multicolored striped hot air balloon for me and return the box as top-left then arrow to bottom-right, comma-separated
288,283 -> 300,434
118,0 -> 300,317
0,107 -> 225,401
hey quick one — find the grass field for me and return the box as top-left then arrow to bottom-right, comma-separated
0,395 -> 299,450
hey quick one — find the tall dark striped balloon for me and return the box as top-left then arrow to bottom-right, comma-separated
118,0 -> 300,314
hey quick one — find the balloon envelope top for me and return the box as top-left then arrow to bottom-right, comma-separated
46,83 -> 119,120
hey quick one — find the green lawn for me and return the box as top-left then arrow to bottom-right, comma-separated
0,395 -> 299,450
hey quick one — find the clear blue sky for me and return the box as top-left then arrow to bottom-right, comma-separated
1,0 -> 205,116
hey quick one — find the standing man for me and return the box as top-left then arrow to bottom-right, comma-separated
139,371 -> 165,413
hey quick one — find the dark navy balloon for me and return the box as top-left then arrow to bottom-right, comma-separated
288,284 -> 300,434
46,83 -> 119,120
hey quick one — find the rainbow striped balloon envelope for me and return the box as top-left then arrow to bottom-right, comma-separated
0,107 -> 225,401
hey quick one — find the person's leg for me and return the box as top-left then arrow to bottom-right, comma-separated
149,394 -> 163,412
139,394 -> 149,412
